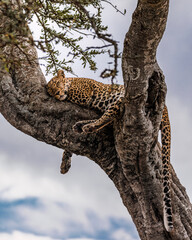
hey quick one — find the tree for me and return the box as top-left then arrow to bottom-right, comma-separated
0,0 -> 192,239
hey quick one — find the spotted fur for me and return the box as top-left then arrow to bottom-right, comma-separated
161,105 -> 173,232
47,70 -> 173,231
47,70 -> 124,132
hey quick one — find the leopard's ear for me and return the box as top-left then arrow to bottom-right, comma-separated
57,69 -> 65,78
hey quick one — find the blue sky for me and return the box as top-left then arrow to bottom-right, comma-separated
0,0 -> 192,239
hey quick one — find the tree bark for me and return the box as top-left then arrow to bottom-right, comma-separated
0,0 -> 192,239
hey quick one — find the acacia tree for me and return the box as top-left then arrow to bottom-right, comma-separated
0,0 -> 192,239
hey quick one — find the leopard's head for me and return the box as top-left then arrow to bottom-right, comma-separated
46,70 -> 67,100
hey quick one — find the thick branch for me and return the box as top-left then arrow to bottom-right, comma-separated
113,0 -> 192,239
123,0 -> 169,67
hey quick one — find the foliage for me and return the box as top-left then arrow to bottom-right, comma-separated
0,0 -> 124,80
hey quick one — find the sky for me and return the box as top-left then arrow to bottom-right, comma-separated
0,0 -> 192,240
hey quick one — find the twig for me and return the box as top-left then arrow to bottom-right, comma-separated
101,0 -> 126,15
71,0 -> 119,82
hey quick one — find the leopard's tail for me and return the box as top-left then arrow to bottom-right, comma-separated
161,105 -> 173,232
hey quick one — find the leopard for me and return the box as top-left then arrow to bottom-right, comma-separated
46,69 -> 173,232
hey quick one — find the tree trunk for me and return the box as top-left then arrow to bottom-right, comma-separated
0,0 -> 192,239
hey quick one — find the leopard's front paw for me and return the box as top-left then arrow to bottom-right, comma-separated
82,124 -> 96,133
73,122 -> 84,133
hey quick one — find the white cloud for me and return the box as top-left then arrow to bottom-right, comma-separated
0,231 -> 61,240
14,199 -> 95,236
111,229 -> 137,240
66,239 -> 94,240
0,231 -> 96,240
0,147 -> 129,218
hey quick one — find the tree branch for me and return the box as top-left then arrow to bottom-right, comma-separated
101,0 -> 126,16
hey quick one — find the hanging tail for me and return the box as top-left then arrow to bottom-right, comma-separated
161,105 -> 173,232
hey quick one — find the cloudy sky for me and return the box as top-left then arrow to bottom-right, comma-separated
0,0 -> 192,240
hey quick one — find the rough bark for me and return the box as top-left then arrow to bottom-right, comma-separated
0,0 -> 192,239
